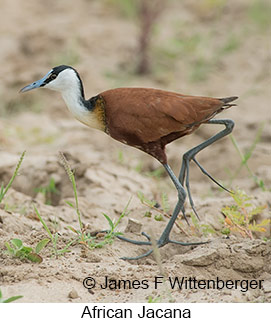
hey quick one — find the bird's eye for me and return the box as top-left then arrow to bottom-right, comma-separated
50,73 -> 57,80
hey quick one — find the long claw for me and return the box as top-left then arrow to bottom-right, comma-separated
181,206 -> 190,226
141,232 -> 151,241
116,234 -> 151,246
192,157 -> 232,193
168,239 -> 209,246
121,248 -> 154,261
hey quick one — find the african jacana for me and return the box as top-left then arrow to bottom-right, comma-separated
20,65 -> 237,260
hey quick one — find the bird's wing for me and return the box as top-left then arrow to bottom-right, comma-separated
101,88 -> 225,144
151,93 -> 225,125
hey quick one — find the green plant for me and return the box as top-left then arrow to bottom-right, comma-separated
147,295 -> 163,303
0,151 -> 25,203
0,289 -> 23,303
34,178 -> 59,205
137,191 -> 157,208
219,33 -> 241,55
59,152 -> 129,249
66,198 -> 131,249
161,192 -> 170,213
59,152 -> 84,232
190,214 -> 216,237
146,167 -> 165,179
106,0 -> 138,18
117,150 -> 125,164
248,0 -> 271,31
134,161 -> 143,173
102,198 -> 131,241
5,238 -> 49,263
66,205 -> 130,249
137,191 -> 169,218
221,189 -> 269,239
34,205 -> 74,257
229,123 -> 267,191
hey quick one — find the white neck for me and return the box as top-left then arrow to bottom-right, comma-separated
61,89 -> 103,130
61,87 -> 87,123
45,68 -> 103,130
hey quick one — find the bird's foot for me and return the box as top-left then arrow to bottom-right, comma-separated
117,232 -> 209,260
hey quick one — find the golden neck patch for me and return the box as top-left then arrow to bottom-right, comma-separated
91,95 -> 107,132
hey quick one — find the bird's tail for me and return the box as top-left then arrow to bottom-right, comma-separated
219,96 -> 238,108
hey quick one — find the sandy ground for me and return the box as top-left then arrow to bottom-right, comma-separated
0,0 -> 271,302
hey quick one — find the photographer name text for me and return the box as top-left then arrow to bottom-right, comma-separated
83,276 -> 264,293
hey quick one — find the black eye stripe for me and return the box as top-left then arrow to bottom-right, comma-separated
44,73 -> 57,84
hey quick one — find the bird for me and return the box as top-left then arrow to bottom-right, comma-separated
20,65 -> 237,260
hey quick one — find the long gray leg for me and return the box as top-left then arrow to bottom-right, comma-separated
119,164 -> 206,261
158,164 -> 207,246
178,119 -> 234,216
118,119 -> 234,261
158,164 -> 187,243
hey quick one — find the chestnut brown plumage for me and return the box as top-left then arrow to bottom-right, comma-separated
100,88 -> 236,164
20,65 -> 237,260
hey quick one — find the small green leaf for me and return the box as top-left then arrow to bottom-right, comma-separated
191,214 -> 199,228
137,191 -> 156,207
258,219 -> 271,226
2,295 -> 23,303
27,253 -> 43,263
161,192 -> 170,213
67,225 -> 79,234
221,228 -> 231,235
35,238 -> 50,254
34,206 -> 53,240
5,242 -> 13,253
0,183 -> 4,196
244,203 -> 252,208
260,183 -> 266,190
249,205 -> 267,216
103,213 -> 114,230
201,224 -> 216,235
137,191 -> 144,203
144,211 -> 152,217
11,239 -> 23,249
65,200 -> 75,208
154,214 -> 163,221
113,232 -> 123,236
21,246 -> 33,254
